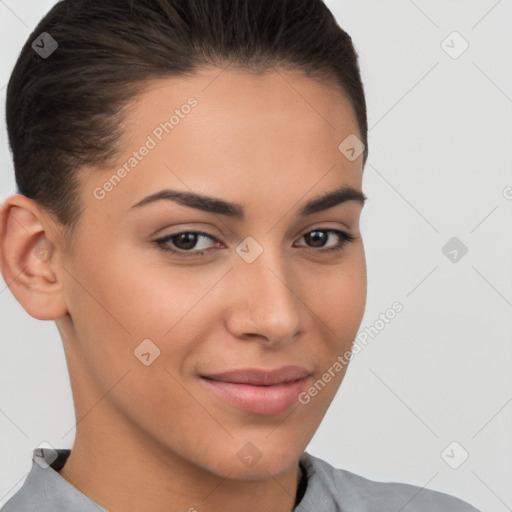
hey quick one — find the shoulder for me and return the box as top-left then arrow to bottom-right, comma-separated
297,452 -> 482,512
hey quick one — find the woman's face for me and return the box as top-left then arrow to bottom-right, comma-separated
53,67 -> 367,479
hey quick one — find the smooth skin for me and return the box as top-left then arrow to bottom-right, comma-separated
0,67 -> 367,512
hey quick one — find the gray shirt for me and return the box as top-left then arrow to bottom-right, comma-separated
1,448 -> 481,511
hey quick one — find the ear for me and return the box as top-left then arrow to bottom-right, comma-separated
0,194 -> 68,320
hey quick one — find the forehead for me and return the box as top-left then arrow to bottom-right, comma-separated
79,67 -> 363,223
125,67 -> 360,145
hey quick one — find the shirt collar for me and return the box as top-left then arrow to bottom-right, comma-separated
17,448 -> 108,512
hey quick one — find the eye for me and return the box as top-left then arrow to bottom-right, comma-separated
294,229 -> 356,255
154,231 -> 221,257
153,228 -> 356,258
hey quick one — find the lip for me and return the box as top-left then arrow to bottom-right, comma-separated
200,366 -> 311,415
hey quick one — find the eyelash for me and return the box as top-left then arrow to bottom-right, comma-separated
153,228 -> 356,258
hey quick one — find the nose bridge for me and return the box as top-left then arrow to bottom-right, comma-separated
228,243 -> 303,343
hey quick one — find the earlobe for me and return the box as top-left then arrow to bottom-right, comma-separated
0,194 -> 69,320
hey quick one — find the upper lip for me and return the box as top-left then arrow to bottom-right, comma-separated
201,365 -> 311,386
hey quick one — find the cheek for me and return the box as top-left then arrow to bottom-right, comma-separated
63,251 -> 230,389
293,255 -> 367,429
307,250 -> 367,338
69,241 -> 220,334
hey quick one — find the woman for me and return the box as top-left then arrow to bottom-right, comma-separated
0,0 -> 481,510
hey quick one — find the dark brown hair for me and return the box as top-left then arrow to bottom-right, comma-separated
6,0 -> 368,232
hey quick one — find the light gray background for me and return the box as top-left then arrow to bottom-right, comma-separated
1,1 -> 511,511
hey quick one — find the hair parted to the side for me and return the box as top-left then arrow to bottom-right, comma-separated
6,0 -> 368,233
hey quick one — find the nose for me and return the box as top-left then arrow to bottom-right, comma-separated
225,248 -> 303,347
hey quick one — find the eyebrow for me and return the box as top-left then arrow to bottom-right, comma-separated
130,185 -> 366,218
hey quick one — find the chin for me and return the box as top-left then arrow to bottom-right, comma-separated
200,438 -> 305,481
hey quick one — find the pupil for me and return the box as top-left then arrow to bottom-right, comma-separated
176,233 -> 197,250
307,231 -> 327,247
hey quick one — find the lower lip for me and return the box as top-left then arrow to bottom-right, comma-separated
201,377 -> 309,415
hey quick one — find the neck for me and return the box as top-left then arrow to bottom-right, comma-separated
57,408 -> 301,512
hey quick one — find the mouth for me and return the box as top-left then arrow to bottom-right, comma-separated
200,366 -> 311,415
